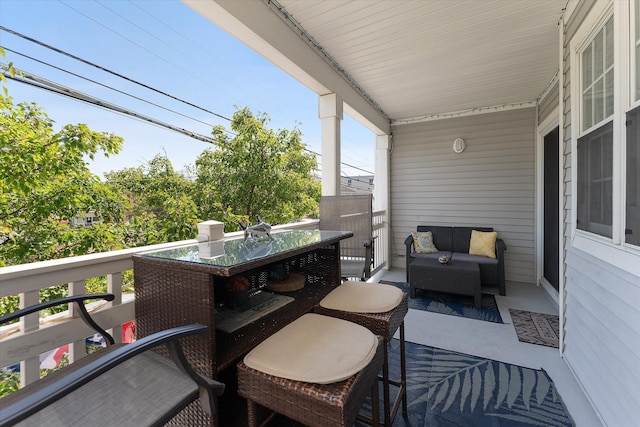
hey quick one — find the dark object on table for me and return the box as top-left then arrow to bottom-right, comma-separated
0,294 -> 224,427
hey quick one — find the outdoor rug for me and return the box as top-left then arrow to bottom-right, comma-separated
357,339 -> 574,426
509,309 -> 560,349
380,280 -> 503,324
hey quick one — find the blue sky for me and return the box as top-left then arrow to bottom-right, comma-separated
0,0 -> 374,178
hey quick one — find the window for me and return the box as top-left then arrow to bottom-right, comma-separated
636,0 -> 640,100
628,110 -> 640,247
577,15 -> 614,239
582,17 -> 614,131
577,122 -> 613,237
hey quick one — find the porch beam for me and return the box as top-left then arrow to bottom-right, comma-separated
182,0 -> 390,136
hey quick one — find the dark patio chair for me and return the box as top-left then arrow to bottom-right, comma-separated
0,294 -> 224,427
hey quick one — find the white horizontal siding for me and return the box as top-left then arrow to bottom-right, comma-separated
564,248 -> 640,426
561,2 -> 640,424
390,108 -> 536,283
538,80 -> 559,124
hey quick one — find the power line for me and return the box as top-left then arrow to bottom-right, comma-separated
0,25 -> 373,175
2,64 -> 220,146
3,46 -> 227,132
0,25 -> 232,122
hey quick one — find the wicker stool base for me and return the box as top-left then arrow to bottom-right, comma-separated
315,293 -> 409,427
238,336 -> 383,427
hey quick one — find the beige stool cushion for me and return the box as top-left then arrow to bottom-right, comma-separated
319,281 -> 403,313
243,313 -> 377,384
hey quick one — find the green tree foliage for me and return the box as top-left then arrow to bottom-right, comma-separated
193,107 -> 320,231
105,154 -> 198,242
0,92 -> 126,265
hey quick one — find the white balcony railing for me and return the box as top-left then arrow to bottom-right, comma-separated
0,217 -> 386,391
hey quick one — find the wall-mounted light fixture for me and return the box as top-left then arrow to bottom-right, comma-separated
453,138 -> 465,154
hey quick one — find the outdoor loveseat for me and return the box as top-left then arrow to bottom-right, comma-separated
405,226 -> 507,298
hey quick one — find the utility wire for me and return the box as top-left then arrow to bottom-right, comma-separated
0,25 -> 232,122
2,46 -> 227,132
0,26 -> 373,175
2,64 -> 220,146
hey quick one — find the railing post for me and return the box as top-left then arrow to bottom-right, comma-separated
19,290 -> 40,387
108,272 -> 123,344
69,280 -> 86,363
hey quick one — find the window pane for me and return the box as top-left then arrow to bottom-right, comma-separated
583,87 -> 593,129
594,31 -> 604,77
605,18 -> 613,68
577,122 -> 613,238
582,17 -> 613,131
627,108 -> 640,246
603,131 -> 613,177
636,1 -> 640,101
583,45 -> 592,91
637,0 -> 640,44
590,137 -> 601,179
636,45 -> 640,100
603,180 -> 613,226
605,70 -> 614,117
594,78 -> 604,123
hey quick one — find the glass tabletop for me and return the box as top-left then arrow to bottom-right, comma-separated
140,229 -> 352,268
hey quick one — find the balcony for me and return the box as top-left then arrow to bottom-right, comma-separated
1,216 -> 600,425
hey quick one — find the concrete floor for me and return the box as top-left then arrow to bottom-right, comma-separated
376,268 -> 603,427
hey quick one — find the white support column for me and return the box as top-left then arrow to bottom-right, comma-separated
375,134 -> 391,270
319,93 -> 343,196
374,134 -> 391,212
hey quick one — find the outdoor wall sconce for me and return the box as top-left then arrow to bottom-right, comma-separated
453,138 -> 465,153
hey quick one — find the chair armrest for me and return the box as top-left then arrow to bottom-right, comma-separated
0,293 -> 116,345
496,239 -> 507,252
2,324 -> 224,426
405,235 -> 415,282
404,234 -> 414,250
496,238 -> 507,257
363,235 -> 378,247
360,236 -> 377,280
495,238 -> 507,296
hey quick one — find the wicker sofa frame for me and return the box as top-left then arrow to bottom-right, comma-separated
405,226 -> 507,296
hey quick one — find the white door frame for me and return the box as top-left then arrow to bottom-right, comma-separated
536,107 -> 561,306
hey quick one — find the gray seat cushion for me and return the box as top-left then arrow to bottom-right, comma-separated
15,350 -> 198,427
409,251 -> 449,261
450,252 -> 498,265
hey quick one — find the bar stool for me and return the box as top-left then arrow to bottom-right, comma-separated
237,313 -> 384,427
315,281 -> 408,426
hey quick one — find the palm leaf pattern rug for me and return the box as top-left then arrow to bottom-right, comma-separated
358,340 -> 574,426
380,280 -> 503,323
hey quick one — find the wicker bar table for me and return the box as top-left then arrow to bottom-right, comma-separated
133,230 -> 353,427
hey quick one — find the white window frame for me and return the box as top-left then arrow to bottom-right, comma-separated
570,0 -> 640,277
633,0 -> 640,104
627,0 -> 640,249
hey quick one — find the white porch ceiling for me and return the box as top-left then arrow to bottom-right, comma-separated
275,0 -> 566,123
186,0 -> 567,129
